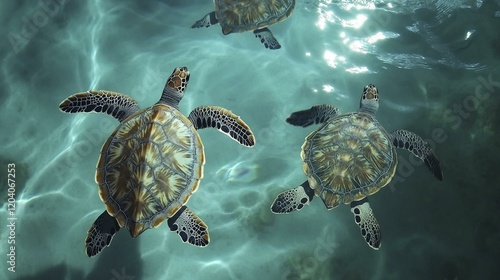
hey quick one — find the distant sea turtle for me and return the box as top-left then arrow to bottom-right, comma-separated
191,0 -> 295,49
271,84 -> 443,249
59,67 -> 255,257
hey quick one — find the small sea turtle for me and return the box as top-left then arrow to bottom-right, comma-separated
59,67 -> 255,257
271,84 -> 443,249
192,0 -> 295,49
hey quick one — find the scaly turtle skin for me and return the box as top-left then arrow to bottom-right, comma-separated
271,84 -> 443,249
59,67 -> 255,257
192,0 -> 295,49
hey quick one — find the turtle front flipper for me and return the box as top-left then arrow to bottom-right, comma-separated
85,211 -> 121,257
167,206 -> 209,247
59,90 -> 140,122
253,27 -> 281,50
286,105 -> 340,127
350,198 -> 381,250
192,11 -> 218,29
188,106 -> 255,147
271,181 -> 315,214
391,129 -> 443,180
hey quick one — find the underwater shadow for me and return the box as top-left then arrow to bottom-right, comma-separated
84,229 -> 144,280
14,229 -> 143,280
14,263 -> 84,280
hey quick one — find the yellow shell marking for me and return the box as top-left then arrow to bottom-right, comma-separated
302,113 -> 397,209
96,104 -> 204,237
216,0 -> 295,34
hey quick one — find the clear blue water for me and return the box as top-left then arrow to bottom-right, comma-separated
1,0 -> 499,279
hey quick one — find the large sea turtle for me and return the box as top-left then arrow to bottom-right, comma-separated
191,0 -> 295,49
270,84 -> 443,249
59,67 -> 255,257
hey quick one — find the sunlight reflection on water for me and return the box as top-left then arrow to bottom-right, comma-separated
0,0 -> 498,279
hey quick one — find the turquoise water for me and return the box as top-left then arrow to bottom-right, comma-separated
1,0 -> 499,279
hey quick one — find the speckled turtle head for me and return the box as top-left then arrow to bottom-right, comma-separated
159,67 -> 190,108
359,84 -> 379,115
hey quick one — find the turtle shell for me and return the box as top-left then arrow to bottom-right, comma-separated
215,0 -> 295,35
301,112 -> 397,209
96,104 -> 204,237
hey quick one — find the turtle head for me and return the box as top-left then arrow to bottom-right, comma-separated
359,84 -> 379,115
159,67 -> 190,107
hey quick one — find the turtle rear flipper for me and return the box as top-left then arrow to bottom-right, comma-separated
391,129 -> 443,180
271,181 -> 314,214
168,206 -> 209,247
188,106 -> 255,147
254,27 -> 281,49
286,105 -> 340,127
85,211 -> 120,257
350,198 -> 381,250
59,90 -> 140,122
192,11 -> 218,29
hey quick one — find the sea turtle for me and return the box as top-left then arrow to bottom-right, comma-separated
270,84 -> 443,249
59,66 -> 255,257
191,0 -> 295,49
